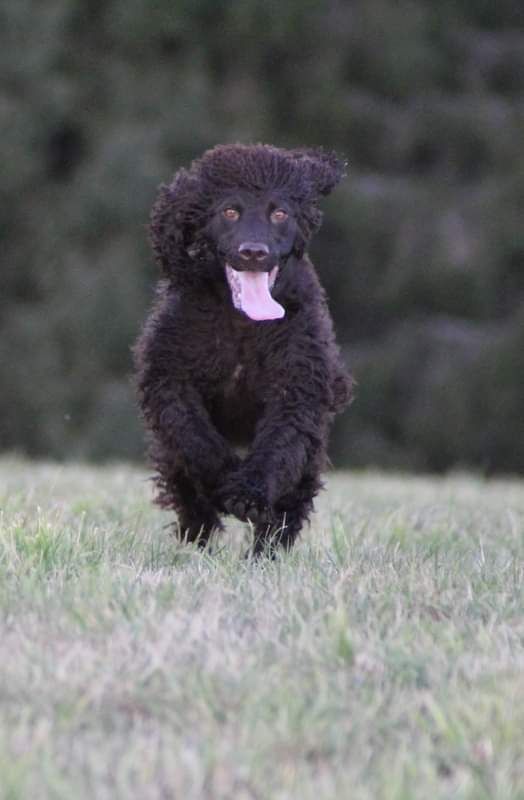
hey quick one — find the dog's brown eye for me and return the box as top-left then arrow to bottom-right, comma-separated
223,207 -> 240,221
271,208 -> 288,223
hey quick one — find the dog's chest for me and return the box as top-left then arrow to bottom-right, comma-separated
223,362 -> 245,397
208,360 -> 263,443
203,318 -> 261,387
218,357 -> 261,406
192,310 -> 270,415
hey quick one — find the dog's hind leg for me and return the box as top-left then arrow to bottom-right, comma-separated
173,476 -> 222,547
176,506 -> 222,548
153,455 -> 222,547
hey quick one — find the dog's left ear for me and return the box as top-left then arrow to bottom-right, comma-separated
290,148 -> 347,197
288,149 -> 346,258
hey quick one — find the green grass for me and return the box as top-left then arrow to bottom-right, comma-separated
0,458 -> 523,800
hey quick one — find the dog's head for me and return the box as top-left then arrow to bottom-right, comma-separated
150,144 -> 345,320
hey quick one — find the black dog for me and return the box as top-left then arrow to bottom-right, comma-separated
134,144 -> 352,555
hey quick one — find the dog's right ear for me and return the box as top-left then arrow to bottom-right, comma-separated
149,169 -> 202,278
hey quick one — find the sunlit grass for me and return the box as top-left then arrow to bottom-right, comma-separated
0,458 -> 523,799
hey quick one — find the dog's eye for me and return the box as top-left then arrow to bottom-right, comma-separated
223,207 -> 240,222
270,208 -> 288,224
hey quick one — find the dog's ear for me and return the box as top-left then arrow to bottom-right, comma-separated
149,169 -> 203,278
290,148 -> 346,198
288,149 -> 345,258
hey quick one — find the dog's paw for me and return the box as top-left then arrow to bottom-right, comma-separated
223,494 -> 271,525
216,475 -> 272,525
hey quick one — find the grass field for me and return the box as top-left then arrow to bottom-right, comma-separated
0,458 -> 523,800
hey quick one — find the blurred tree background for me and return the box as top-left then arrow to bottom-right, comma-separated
1,0 -> 523,472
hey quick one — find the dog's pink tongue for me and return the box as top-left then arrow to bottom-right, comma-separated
238,271 -> 285,321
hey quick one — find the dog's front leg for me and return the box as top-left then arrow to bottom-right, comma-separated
141,381 -> 240,495
218,393 -> 329,524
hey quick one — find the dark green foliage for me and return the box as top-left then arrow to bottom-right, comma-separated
1,0 -> 523,471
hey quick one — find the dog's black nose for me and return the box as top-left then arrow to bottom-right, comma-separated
238,242 -> 270,262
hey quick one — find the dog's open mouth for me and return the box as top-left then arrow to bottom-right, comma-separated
225,264 -> 285,321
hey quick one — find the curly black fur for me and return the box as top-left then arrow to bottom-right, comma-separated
134,144 -> 352,555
